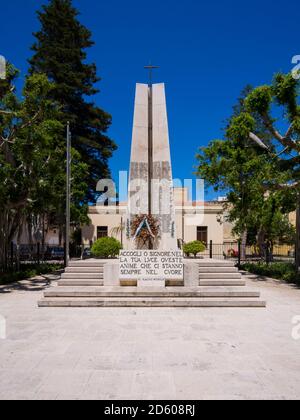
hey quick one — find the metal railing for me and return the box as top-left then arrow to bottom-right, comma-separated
242,243 -> 295,263
184,241 -> 296,265
1,241 -> 296,273
0,243 -> 82,273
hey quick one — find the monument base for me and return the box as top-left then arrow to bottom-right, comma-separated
38,258 -> 266,308
138,279 -> 166,288
104,261 -> 120,287
119,250 -> 184,287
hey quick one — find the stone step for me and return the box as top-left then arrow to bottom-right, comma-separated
120,280 -> 184,287
44,288 -> 260,298
58,280 -> 104,287
195,261 -> 236,267
199,280 -> 246,286
38,297 -> 266,308
68,261 -> 106,268
58,279 -> 245,287
167,280 -> 184,287
65,267 -> 104,273
198,267 -> 239,273
199,273 -> 242,279
61,273 -> 103,280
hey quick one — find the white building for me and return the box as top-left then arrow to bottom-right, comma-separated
82,188 -> 233,248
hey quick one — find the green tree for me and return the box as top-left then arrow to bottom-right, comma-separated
242,72 -> 300,266
196,86 -> 291,259
29,0 -> 117,200
0,63 -> 91,268
27,144 -> 90,247
0,66 -> 63,267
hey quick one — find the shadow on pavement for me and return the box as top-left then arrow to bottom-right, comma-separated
0,271 -> 63,294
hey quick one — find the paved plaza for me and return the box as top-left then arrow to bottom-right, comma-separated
0,274 -> 300,400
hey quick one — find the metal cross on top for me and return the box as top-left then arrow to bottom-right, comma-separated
144,63 -> 159,86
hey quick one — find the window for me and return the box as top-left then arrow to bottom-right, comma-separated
97,226 -> 108,239
197,227 -> 208,245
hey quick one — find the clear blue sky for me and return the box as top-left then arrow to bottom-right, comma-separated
1,0 -> 299,200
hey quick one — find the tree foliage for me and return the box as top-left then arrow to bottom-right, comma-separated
196,80 -> 297,254
0,66 -> 89,267
0,67 -> 60,265
1,1 -> 117,268
29,0 -> 117,200
183,241 -> 206,258
91,237 -> 122,259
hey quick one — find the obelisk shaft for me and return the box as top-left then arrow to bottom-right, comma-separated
128,83 -> 178,250
148,83 -> 153,218
148,84 -> 153,249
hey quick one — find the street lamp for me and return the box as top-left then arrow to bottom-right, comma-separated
66,122 -> 71,267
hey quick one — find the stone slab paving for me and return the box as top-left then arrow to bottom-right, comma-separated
0,273 -> 300,400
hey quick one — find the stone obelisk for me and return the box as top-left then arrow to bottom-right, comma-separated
127,69 -> 177,250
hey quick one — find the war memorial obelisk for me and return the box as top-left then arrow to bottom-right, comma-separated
38,69 -> 266,307
127,67 -> 177,250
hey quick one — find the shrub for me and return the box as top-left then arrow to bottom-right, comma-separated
0,263 -> 63,286
183,241 -> 206,258
228,249 -> 239,258
91,237 -> 122,258
240,262 -> 300,285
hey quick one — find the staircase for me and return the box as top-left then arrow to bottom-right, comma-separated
38,259 -> 266,308
58,260 -> 105,287
197,260 -> 246,287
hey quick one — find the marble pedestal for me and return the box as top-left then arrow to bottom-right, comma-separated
138,279 -> 166,288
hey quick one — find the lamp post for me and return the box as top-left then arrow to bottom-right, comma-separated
65,122 -> 71,267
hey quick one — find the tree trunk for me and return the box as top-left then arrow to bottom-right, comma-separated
0,206 -> 25,271
28,218 -> 33,245
257,228 -> 265,259
42,214 -> 45,259
240,230 -> 247,261
265,240 -> 273,265
0,211 -> 7,270
295,201 -> 300,271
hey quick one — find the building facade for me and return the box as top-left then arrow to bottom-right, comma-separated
82,188 -> 229,248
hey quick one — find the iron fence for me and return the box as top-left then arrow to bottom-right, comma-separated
0,243 -> 86,273
0,241 -> 296,273
242,243 -> 295,263
183,242 -> 296,265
